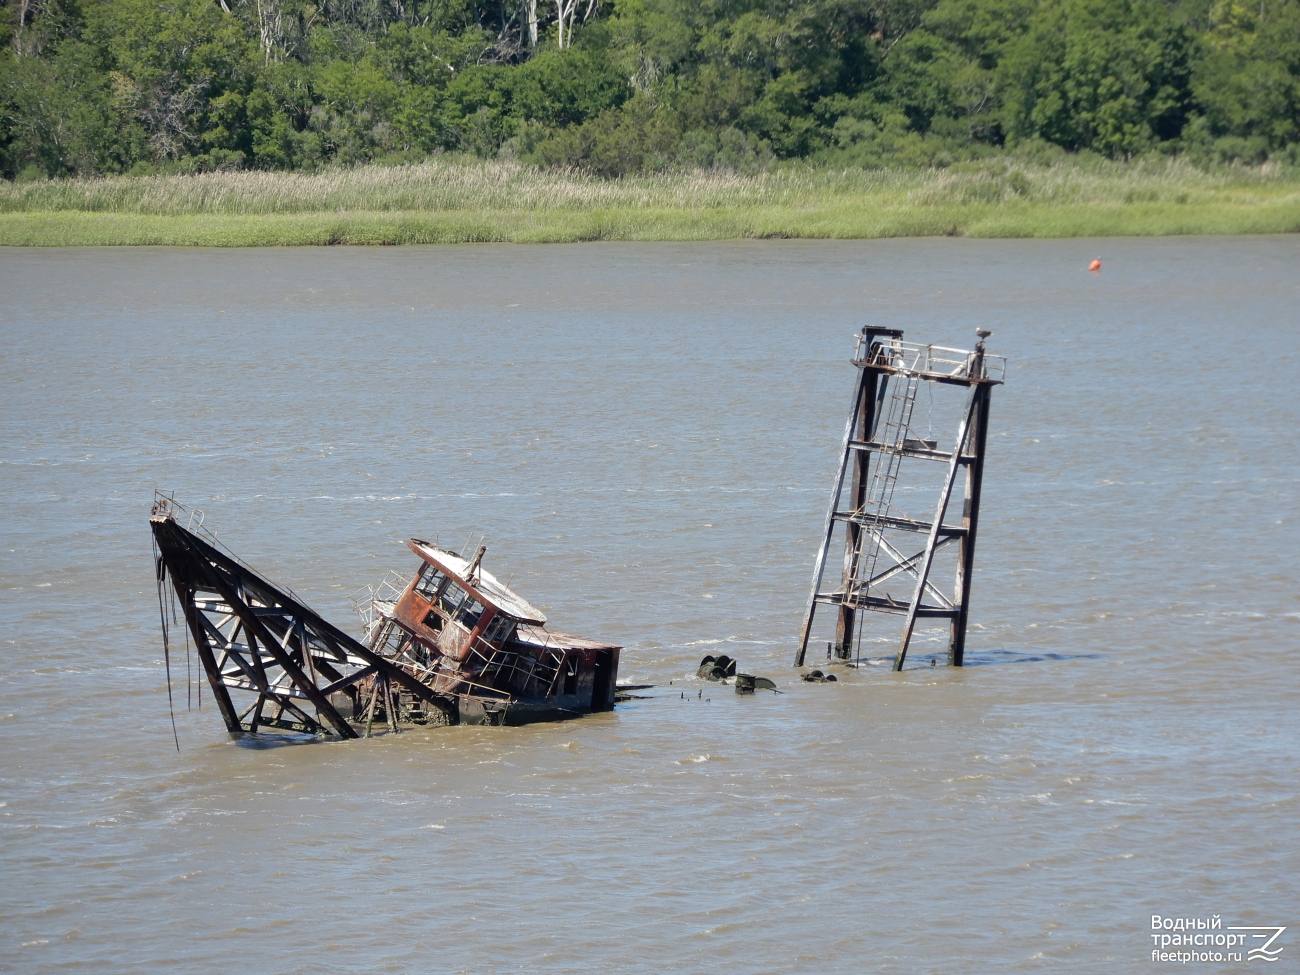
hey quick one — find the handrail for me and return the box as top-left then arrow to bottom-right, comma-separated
853,337 -> 1006,382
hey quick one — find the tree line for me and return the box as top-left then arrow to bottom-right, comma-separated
2,0 -> 1298,178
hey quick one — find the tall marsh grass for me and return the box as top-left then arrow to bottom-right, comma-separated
2,156 -> 1298,244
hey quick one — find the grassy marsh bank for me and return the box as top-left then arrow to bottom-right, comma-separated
2,159 -> 1298,245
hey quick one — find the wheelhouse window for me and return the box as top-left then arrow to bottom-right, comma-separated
483,613 -> 517,645
437,583 -> 468,617
432,582 -> 485,631
414,566 -> 448,601
460,598 -> 485,630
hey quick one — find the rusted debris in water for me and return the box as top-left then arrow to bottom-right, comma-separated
697,655 -> 780,694
801,670 -> 838,683
697,654 -> 737,681
150,494 -> 621,738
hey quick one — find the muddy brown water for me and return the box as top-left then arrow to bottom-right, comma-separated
1,238 -> 1297,973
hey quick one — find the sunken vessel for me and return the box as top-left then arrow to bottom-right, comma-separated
150,494 -> 621,736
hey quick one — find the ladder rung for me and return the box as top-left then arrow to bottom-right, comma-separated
833,511 -> 967,535
813,593 -> 959,618
849,439 -> 972,463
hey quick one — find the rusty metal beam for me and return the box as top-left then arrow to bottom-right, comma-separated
152,513 -> 458,734
892,383 -> 979,671
795,327 -> 903,666
177,582 -> 242,734
948,381 -> 992,667
154,517 -> 356,737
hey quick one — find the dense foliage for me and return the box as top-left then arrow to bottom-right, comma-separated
3,0 -> 1299,177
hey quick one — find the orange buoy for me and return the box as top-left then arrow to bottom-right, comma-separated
1088,258 -> 1101,272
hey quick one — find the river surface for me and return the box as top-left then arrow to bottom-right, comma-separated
1,238 -> 1297,973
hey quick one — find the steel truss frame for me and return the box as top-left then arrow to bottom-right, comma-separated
150,501 -> 455,738
795,327 -> 1004,671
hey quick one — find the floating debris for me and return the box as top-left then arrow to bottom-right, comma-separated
734,674 -> 778,695
615,682 -> 655,702
801,670 -> 838,683
698,654 -> 737,681
150,493 -> 622,738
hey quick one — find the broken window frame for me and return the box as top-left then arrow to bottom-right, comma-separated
414,565 -> 449,601
424,579 -> 487,636
482,612 -> 517,645
436,582 -> 469,619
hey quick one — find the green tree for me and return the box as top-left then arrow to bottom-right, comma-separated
0,37 -> 139,175
83,0 -> 254,162
1192,0 -> 1300,153
998,0 -> 1195,155
4,0 -> 1298,178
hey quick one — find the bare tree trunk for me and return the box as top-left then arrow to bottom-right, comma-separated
255,0 -> 269,62
550,0 -> 596,46
16,0 -> 29,54
254,0 -> 285,64
554,0 -> 581,47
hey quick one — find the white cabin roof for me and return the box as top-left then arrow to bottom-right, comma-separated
409,540 -> 547,625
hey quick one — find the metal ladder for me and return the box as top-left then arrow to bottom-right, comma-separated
845,370 -> 921,611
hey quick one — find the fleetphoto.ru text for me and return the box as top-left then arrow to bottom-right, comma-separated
1151,916 -> 1286,964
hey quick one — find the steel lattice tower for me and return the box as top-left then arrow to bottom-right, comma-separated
795,327 -> 1006,671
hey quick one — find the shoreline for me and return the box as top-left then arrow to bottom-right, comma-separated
3,200 -> 1300,246
3,160 -> 1298,246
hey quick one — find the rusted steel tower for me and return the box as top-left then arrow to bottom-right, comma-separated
795,328 -> 1005,671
